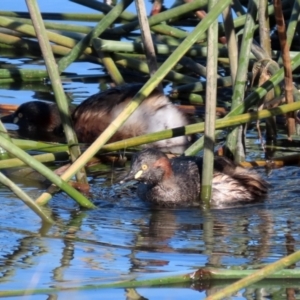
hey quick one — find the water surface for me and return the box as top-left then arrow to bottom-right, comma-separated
1,1 -> 300,299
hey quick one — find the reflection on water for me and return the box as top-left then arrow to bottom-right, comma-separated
1,8 -> 300,295
1,86 -> 300,298
0,164 -> 300,299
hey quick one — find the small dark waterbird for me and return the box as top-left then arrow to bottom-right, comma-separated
120,148 -> 269,208
1,84 -> 190,152
1,101 -> 66,141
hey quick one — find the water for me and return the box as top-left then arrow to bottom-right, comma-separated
1,165 -> 300,299
1,1 -> 300,299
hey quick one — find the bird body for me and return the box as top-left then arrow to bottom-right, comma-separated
1,84 -> 190,152
72,84 -> 190,152
121,148 -> 269,208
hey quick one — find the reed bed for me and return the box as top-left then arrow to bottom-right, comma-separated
0,0 -> 300,297
0,0 -> 298,215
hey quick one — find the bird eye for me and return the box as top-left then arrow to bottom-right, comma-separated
18,113 -> 23,118
141,164 -> 148,170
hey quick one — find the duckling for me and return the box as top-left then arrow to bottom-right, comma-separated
1,84 -> 191,152
120,148 -> 269,208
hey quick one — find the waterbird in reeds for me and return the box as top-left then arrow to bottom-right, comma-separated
0,101 -> 67,142
120,148 -> 269,208
1,84 -> 191,153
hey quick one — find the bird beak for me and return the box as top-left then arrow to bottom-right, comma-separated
134,170 -> 143,179
119,169 -> 143,183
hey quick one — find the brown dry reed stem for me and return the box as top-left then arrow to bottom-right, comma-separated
135,0 -> 162,91
185,51 -> 300,156
25,0 -> 88,184
274,0 -> 295,137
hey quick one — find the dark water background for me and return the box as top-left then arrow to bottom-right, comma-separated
1,1 -> 300,299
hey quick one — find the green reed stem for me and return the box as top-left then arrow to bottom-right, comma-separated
0,68 -> 48,81
26,0 -> 87,184
95,50 -> 125,85
58,0 -> 133,72
6,16 -> 95,35
185,51 -> 300,156
285,0 -> 300,49
201,0 -> 219,205
12,139 -> 68,152
35,0 -> 232,206
70,0 -> 137,22
2,266 -> 300,298
112,52 -> 199,84
225,0 -> 257,162
108,0 -> 208,36
222,4 -> 238,83
0,31 -> 102,67
0,11 -> 105,22
101,99 -> 300,152
0,152 -> 69,169
0,172 -> 54,224
0,16 -> 93,55
0,136 -> 95,208
206,250 -> 300,300
94,38 -> 229,57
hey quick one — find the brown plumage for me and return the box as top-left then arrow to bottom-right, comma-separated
1,84 -> 191,152
120,148 -> 269,208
